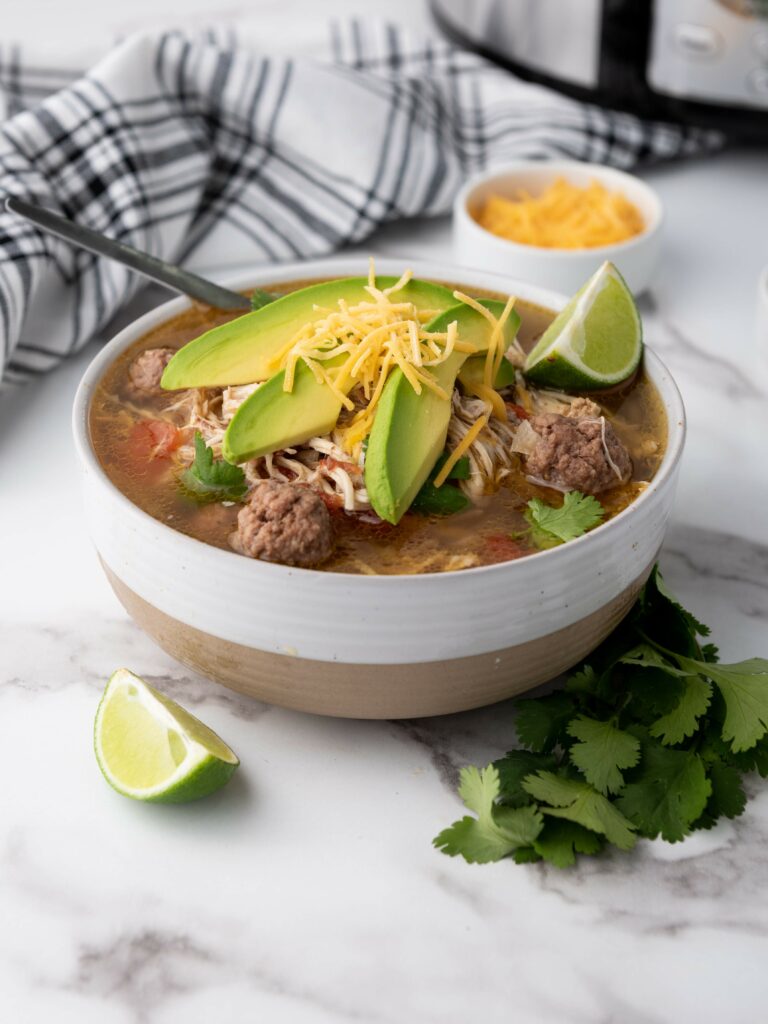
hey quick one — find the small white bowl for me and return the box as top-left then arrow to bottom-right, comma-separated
72,257 -> 684,719
453,160 -> 663,296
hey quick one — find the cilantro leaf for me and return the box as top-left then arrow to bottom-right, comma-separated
512,847 -> 542,865
652,567 -> 711,638
694,759 -> 747,830
433,765 -> 543,863
625,667 -> 687,723
564,664 -> 600,696
522,772 -> 637,850
515,692 -> 577,753
567,716 -> 641,795
179,432 -> 248,503
410,453 -> 471,516
701,642 -> 720,663
648,674 -> 712,745
440,454 -> 471,480
635,566 -> 710,657
619,643 -> 690,676
250,287 -> 275,310
410,481 -> 469,516
717,735 -> 768,778
617,742 -> 711,842
493,749 -> 558,808
525,491 -> 604,544
532,818 -> 604,868
676,657 -> 768,753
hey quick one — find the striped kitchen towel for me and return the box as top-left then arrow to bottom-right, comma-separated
0,19 -> 722,389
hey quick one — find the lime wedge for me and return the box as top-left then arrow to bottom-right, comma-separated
524,262 -> 642,389
94,669 -> 239,802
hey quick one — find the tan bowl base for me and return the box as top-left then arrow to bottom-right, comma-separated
104,563 -> 652,719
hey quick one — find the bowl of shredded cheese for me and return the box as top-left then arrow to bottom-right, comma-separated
453,161 -> 662,295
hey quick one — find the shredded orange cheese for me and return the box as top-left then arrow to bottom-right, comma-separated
433,414 -> 489,489
266,259 -> 518,456
475,178 -> 644,250
463,380 -> 507,421
268,261 -> 472,429
451,290 -> 517,419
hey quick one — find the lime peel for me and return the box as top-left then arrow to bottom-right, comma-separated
524,261 -> 642,390
94,669 -> 239,803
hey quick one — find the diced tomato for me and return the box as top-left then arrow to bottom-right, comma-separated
130,419 -> 183,459
324,457 -> 362,476
484,534 -> 528,564
506,403 -> 530,421
318,491 -> 345,512
122,420 -> 184,479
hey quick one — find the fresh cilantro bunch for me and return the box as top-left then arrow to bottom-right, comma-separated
434,566 -> 768,868
179,432 -> 248,503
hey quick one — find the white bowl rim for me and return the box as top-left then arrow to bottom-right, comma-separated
454,159 -> 664,260
72,254 -> 685,585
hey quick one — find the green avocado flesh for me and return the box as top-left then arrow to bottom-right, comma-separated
458,349 -> 517,392
222,360 -> 343,463
161,276 -> 456,389
364,300 -> 520,525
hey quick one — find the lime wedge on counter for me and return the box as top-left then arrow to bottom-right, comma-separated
524,261 -> 642,389
94,669 -> 239,802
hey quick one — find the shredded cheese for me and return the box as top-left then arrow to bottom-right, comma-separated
475,178 -> 645,250
263,259 -> 519,462
433,414 -> 489,489
463,379 -> 507,421
450,290 -> 517,419
270,266 -> 468,451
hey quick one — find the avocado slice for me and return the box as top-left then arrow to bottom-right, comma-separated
458,350 -> 517,392
223,359 -> 343,464
364,300 -> 520,525
161,276 -> 456,389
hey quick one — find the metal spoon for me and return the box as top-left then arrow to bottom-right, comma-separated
3,196 -> 272,311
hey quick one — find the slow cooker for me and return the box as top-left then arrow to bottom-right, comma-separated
432,0 -> 768,137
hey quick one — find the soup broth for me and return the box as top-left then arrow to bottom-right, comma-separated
90,278 -> 667,575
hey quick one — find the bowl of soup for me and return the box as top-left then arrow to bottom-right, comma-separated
72,256 -> 684,718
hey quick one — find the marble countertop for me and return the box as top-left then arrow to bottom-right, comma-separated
3,5 -> 768,1021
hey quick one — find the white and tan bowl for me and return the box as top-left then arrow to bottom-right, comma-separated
453,160 -> 663,296
72,257 -> 685,719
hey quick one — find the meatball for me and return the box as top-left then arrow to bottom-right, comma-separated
230,481 -> 333,567
525,413 -> 632,494
127,347 -> 175,397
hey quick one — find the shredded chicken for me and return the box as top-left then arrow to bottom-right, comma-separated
163,376 -> 529,513
446,393 -> 520,499
147,356 -> 622,515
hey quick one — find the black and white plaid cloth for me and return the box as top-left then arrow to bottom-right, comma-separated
0,20 -> 722,389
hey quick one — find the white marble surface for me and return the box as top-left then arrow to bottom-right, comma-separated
3,3 -> 768,1022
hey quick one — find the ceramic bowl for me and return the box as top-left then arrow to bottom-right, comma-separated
453,160 -> 663,296
72,256 -> 685,719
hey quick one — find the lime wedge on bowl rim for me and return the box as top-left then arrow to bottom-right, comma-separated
524,261 -> 642,390
94,669 -> 239,802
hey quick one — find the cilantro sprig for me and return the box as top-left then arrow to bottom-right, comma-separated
518,491 -> 604,550
434,566 -> 768,868
179,432 -> 248,503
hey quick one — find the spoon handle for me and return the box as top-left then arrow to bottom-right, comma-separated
4,196 -> 253,311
